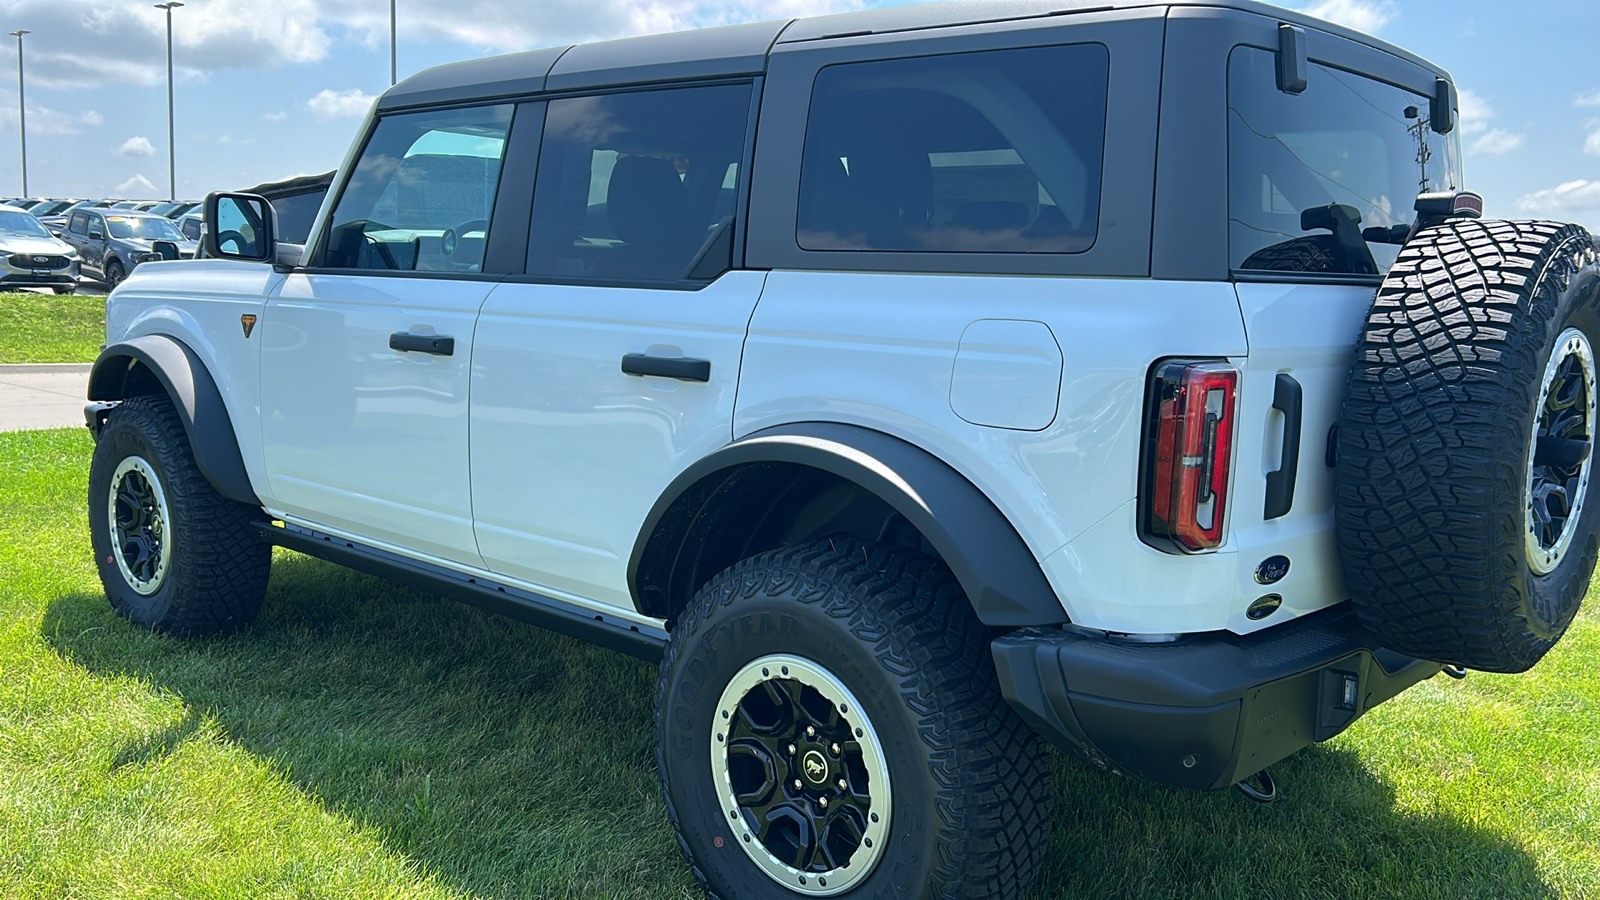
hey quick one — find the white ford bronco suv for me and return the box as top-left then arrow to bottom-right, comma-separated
82,1 -> 1600,896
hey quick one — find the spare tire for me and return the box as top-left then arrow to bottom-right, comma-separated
1337,219 -> 1600,673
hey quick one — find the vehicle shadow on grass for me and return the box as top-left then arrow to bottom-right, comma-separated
42,552 -> 1556,900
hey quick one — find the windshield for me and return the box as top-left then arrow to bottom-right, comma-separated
106,215 -> 184,241
32,201 -> 72,216
1228,47 -> 1463,276
0,210 -> 53,238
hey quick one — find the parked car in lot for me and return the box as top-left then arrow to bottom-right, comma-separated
79,2 -> 1600,897
40,200 -> 116,233
27,199 -> 79,219
59,208 -> 196,287
175,212 -> 202,242
0,205 -> 79,293
149,201 -> 199,219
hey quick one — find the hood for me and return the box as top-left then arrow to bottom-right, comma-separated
0,234 -> 74,256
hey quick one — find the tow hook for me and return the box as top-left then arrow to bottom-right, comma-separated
1442,665 -> 1468,680
1235,769 -> 1277,804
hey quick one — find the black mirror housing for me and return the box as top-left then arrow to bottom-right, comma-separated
203,192 -> 276,262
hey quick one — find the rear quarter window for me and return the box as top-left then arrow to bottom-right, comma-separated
1228,46 -> 1463,277
796,43 -> 1109,255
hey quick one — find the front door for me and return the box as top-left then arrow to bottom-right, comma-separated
259,102 -> 517,568
470,82 -> 761,611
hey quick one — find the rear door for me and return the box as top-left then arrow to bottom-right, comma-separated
469,82 -> 763,612
1222,35 -> 1463,629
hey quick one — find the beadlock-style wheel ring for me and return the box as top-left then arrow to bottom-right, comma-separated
1525,327 -> 1597,576
710,654 -> 891,896
107,455 -> 172,595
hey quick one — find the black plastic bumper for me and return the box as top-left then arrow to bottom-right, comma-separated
992,606 -> 1441,791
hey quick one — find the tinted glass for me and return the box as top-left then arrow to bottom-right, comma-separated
106,216 -> 184,241
68,213 -> 87,235
1228,47 -> 1464,276
323,104 -> 513,273
0,210 -> 51,237
272,190 -> 328,244
527,84 -> 751,283
797,44 -> 1108,254
180,218 -> 202,241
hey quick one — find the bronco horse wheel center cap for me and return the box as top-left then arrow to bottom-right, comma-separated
802,750 -> 828,784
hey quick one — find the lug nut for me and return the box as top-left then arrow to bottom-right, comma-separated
837,778 -> 847,790
794,779 -> 803,790
830,743 -> 840,755
806,725 -> 816,738
787,743 -> 796,755
818,796 -> 827,808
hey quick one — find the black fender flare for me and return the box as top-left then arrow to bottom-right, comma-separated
88,334 -> 258,505
629,422 -> 1068,628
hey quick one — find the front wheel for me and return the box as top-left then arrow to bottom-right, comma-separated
88,395 -> 271,634
105,259 -> 126,288
656,540 -> 1051,898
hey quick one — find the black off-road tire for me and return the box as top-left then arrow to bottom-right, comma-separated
656,540 -> 1050,899
53,286 -> 76,295
105,259 -> 126,289
88,395 -> 271,634
1337,219 -> 1600,673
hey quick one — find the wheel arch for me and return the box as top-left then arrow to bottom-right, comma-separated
629,422 -> 1068,629
88,333 -> 258,505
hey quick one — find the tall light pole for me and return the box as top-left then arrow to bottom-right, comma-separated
155,2 -> 183,201
8,30 -> 28,197
389,0 -> 397,85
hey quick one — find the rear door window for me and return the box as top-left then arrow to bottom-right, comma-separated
525,83 -> 752,284
1228,47 -> 1463,277
321,104 -> 513,273
796,43 -> 1109,254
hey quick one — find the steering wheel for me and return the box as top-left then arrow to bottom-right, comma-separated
441,219 -> 490,259
216,230 -> 250,255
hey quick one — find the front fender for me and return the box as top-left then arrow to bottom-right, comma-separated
88,334 -> 257,505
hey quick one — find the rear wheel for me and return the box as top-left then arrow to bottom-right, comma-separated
1338,219 -> 1600,672
656,540 -> 1050,899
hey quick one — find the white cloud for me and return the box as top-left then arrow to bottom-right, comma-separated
0,0 -> 864,92
1458,88 -> 1494,136
263,111 -> 289,122
1469,128 -> 1525,156
114,173 -> 159,197
0,103 -> 105,136
1586,130 -> 1600,157
117,136 -> 156,157
1577,91 -> 1600,108
1300,0 -> 1394,33
307,88 -> 375,119
1517,179 -> 1600,218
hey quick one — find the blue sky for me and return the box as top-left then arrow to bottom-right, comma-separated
0,0 -> 1594,230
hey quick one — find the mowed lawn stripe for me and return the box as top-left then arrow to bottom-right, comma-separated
0,427 -> 1595,899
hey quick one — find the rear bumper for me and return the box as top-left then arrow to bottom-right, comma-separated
992,605 -> 1440,791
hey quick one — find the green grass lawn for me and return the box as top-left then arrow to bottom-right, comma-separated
1,427 -> 1596,899
0,290 -> 105,364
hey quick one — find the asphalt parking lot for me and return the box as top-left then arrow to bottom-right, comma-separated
0,363 -> 91,432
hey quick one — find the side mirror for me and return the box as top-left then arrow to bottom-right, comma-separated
203,192 -> 276,262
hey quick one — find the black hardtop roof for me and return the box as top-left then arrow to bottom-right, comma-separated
378,0 -> 1447,112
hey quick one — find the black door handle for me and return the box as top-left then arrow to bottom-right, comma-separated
389,332 -> 454,356
1264,373 -> 1303,520
621,353 -> 711,382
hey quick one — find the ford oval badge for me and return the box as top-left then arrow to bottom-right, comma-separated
1255,555 -> 1290,585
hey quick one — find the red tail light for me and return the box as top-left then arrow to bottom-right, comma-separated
1144,360 -> 1239,552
